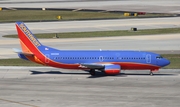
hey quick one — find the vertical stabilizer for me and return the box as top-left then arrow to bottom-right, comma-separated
15,22 -> 43,54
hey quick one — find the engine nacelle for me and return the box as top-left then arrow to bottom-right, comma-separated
104,64 -> 121,75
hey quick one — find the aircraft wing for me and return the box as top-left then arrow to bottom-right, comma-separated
79,63 -> 113,69
80,63 -> 121,75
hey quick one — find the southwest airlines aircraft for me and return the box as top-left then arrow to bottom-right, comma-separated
14,22 -> 170,76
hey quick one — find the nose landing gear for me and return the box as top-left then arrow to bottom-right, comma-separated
150,71 -> 154,76
150,69 -> 159,76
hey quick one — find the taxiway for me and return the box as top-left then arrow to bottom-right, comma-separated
0,67 -> 180,107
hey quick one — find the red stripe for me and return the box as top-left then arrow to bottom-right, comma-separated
111,62 -> 159,70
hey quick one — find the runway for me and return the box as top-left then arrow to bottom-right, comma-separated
0,17 -> 180,59
1,0 -> 180,13
1,33 -> 180,59
0,67 -> 180,107
1,17 -> 180,36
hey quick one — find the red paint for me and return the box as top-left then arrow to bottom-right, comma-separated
112,62 -> 160,70
104,69 -> 120,75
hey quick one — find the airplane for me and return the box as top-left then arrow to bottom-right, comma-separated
14,22 -> 170,76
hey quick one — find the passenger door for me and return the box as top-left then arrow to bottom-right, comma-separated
146,54 -> 151,63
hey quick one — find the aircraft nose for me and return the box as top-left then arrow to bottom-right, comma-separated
163,59 -> 170,66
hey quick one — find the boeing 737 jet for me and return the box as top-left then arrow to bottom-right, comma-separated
14,22 -> 170,76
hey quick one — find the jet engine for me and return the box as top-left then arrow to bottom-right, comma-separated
104,64 -> 121,75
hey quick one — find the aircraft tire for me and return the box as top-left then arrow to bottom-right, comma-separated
90,69 -> 96,76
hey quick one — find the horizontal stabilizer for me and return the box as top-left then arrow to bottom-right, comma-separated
13,48 -> 34,56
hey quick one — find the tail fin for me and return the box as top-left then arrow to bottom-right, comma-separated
15,22 -> 43,54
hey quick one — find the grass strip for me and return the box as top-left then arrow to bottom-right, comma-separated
162,54 -> 180,69
0,54 -> 179,69
0,10 -> 124,22
0,10 -> 175,23
0,58 -> 41,66
3,28 -> 180,39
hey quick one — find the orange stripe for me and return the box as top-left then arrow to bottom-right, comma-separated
19,39 -> 45,65
19,40 -> 33,54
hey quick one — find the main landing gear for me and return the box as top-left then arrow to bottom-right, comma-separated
89,69 -> 96,76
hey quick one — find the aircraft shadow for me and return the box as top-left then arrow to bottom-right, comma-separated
29,70 -> 124,78
88,72 -> 127,78
120,73 -> 178,76
29,70 -> 178,78
30,70 -> 88,75
88,73 -> 178,78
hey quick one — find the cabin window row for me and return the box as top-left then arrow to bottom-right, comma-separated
54,57 -> 145,60
121,57 -> 145,60
54,57 -> 114,60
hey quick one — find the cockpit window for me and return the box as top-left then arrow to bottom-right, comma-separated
156,56 -> 163,59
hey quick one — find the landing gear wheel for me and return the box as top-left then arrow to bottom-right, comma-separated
150,72 -> 154,76
90,69 -> 96,76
